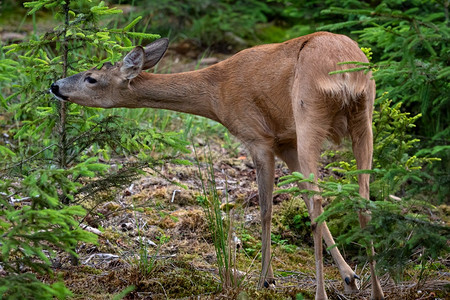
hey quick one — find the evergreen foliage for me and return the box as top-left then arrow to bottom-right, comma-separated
0,0 -> 189,297
318,1 -> 449,201
247,0 -> 449,202
111,0 -> 271,50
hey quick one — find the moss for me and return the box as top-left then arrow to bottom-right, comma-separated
168,187 -> 196,206
78,265 -> 103,275
244,287 -> 303,300
101,228 -> 123,241
158,213 -> 178,229
124,259 -> 219,298
273,197 -> 313,247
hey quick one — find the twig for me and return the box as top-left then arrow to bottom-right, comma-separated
79,224 -> 102,235
1,143 -> 58,172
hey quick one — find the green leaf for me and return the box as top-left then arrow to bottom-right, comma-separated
126,32 -> 161,40
0,146 -> 16,157
329,67 -> 368,75
124,16 -> 143,31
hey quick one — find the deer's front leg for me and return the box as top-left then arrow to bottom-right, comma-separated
251,146 -> 276,288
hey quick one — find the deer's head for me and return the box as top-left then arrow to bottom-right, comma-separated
50,38 -> 169,108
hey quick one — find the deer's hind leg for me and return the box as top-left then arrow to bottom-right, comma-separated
348,88 -> 384,300
278,147 -> 359,293
291,90 -> 340,299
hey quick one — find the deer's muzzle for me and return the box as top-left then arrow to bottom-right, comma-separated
50,83 -> 69,101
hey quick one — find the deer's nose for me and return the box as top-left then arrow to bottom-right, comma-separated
50,83 -> 69,100
51,83 -> 59,94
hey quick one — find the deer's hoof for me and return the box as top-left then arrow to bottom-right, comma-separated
263,279 -> 276,289
344,274 -> 359,293
344,273 -> 360,285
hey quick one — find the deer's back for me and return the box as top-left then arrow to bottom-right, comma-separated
211,32 -> 371,150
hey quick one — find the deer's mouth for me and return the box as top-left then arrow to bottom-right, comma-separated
50,83 -> 69,101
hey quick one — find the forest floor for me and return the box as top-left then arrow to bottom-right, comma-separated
49,129 -> 449,300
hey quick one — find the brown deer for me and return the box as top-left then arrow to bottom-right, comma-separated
51,32 -> 384,300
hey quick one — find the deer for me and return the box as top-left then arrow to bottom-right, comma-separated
51,31 -> 384,300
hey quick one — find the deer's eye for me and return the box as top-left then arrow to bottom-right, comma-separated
85,76 -> 97,84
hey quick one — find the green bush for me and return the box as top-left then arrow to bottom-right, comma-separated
0,0 -> 189,297
272,0 -> 449,202
320,1 -> 449,202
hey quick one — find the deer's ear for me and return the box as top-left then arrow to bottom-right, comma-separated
121,46 -> 145,80
142,38 -> 169,70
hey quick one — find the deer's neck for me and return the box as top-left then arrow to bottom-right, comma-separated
128,68 -> 221,122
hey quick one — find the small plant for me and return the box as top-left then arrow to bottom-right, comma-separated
131,195 -> 170,276
239,232 -> 260,258
194,144 -> 243,291
0,187 -> 96,299
277,197 -> 312,246
271,233 -> 297,253
136,233 -> 169,276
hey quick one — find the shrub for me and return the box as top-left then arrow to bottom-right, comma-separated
0,0 -> 188,297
